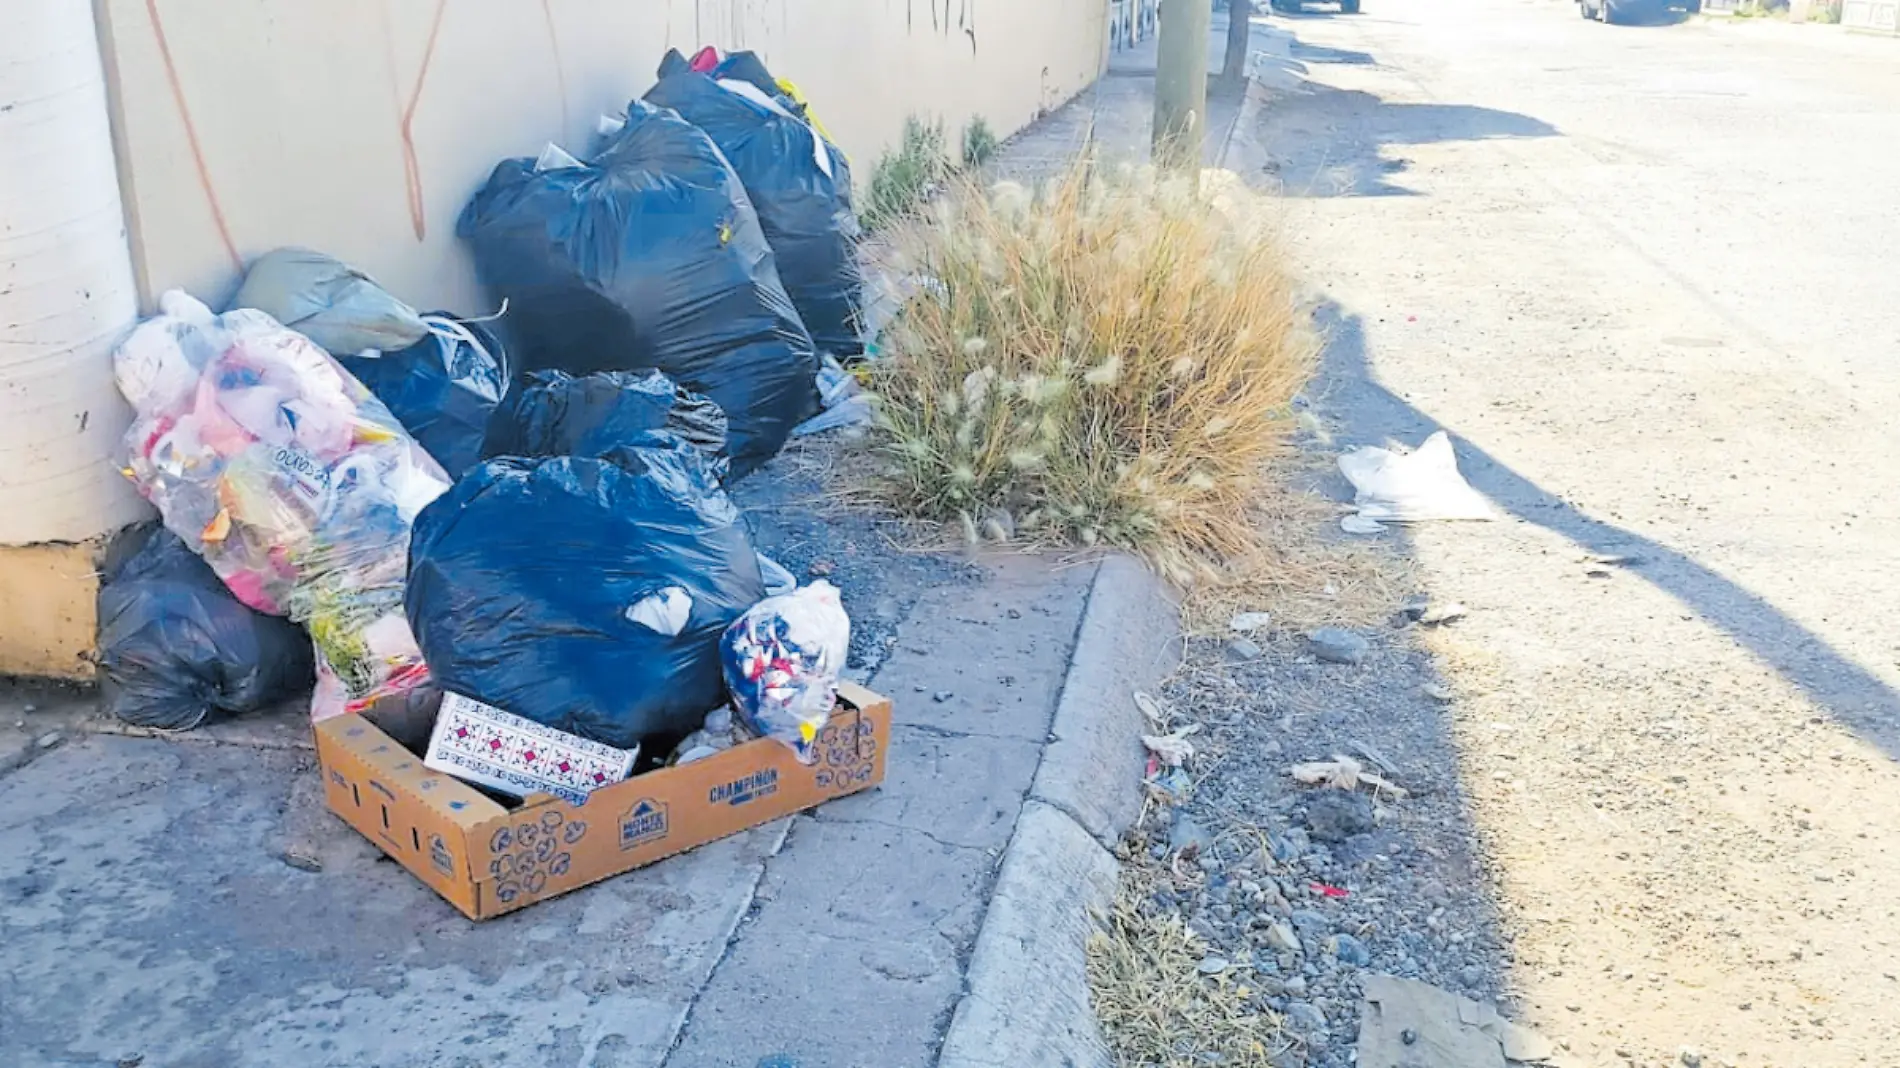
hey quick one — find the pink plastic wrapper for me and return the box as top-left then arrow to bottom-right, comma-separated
115,290 -> 448,719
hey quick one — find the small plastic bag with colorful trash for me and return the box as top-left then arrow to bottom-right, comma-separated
719,581 -> 851,763
114,289 -> 449,720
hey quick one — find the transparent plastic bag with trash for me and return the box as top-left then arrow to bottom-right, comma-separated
114,290 -> 449,720
720,581 -> 851,763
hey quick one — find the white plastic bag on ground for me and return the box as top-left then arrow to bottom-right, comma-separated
1338,431 -> 1495,522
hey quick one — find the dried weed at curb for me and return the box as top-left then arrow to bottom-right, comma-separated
868,161 -> 1317,584
1180,454 -> 1415,636
1088,859 -> 1289,1068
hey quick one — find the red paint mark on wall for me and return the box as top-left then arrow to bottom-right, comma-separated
145,0 -> 242,273
398,0 -> 451,242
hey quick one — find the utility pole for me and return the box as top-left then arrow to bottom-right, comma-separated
1153,0 -> 1210,173
1222,0 -> 1254,87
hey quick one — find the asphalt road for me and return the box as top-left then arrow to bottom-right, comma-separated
1252,3 -> 1900,1063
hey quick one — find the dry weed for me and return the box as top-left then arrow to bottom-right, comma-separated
1181,451 -> 1416,635
867,161 -> 1317,585
1088,860 -> 1289,1068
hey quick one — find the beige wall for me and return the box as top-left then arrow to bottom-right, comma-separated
0,541 -> 106,679
99,0 -> 1110,313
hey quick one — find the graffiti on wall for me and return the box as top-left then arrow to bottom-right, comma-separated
908,0 -> 979,53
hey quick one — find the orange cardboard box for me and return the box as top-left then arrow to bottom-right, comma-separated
315,683 -> 890,920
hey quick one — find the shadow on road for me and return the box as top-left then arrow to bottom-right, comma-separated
1253,29 -> 1558,196
1288,38 -> 1379,64
1262,94 -> 1558,196
1314,300 -> 1900,761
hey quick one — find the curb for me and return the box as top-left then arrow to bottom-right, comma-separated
938,554 -> 1181,1068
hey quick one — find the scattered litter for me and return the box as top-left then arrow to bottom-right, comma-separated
793,355 -> 874,435
97,525 -> 314,730
1196,956 -> 1230,976
34,732 -> 63,751
1357,974 -> 1554,1068
1289,754 -> 1408,797
280,851 -> 323,874
1228,611 -> 1273,633
1584,566 -> 1614,579
1419,601 -> 1469,626
1143,724 -> 1202,767
1311,882 -> 1349,898
1423,682 -> 1456,702
1338,431 -> 1496,523
932,690 -> 953,703
721,580 -> 851,762
1146,765 -> 1192,803
1341,514 -> 1387,535
1134,690 -> 1167,727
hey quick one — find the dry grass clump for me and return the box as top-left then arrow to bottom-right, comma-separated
1180,449 -> 1417,634
1088,861 -> 1287,1067
867,160 -> 1317,583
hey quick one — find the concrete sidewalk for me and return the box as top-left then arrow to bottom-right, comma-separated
0,448 -> 1113,1068
0,18 -> 1270,1065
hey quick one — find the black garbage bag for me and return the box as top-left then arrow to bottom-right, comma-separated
457,100 -> 819,479
645,64 -> 864,358
97,526 -> 315,730
483,368 -> 727,464
341,313 -> 509,480
406,434 -> 766,748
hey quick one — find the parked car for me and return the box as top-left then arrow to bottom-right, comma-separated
1271,0 -> 1362,13
1580,0 -> 1700,21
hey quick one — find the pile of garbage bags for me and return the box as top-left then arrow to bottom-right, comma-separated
645,51 -> 863,359
458,99 -> 819,479
99,47 -> 869,798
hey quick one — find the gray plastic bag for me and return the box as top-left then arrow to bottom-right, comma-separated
230,248 -> 429,356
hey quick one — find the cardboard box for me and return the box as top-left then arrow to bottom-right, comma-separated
315,683 -> 890,920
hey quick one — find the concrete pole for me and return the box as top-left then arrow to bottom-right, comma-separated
1223,0 -> 1254,86
1153,0 -> 1211,173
